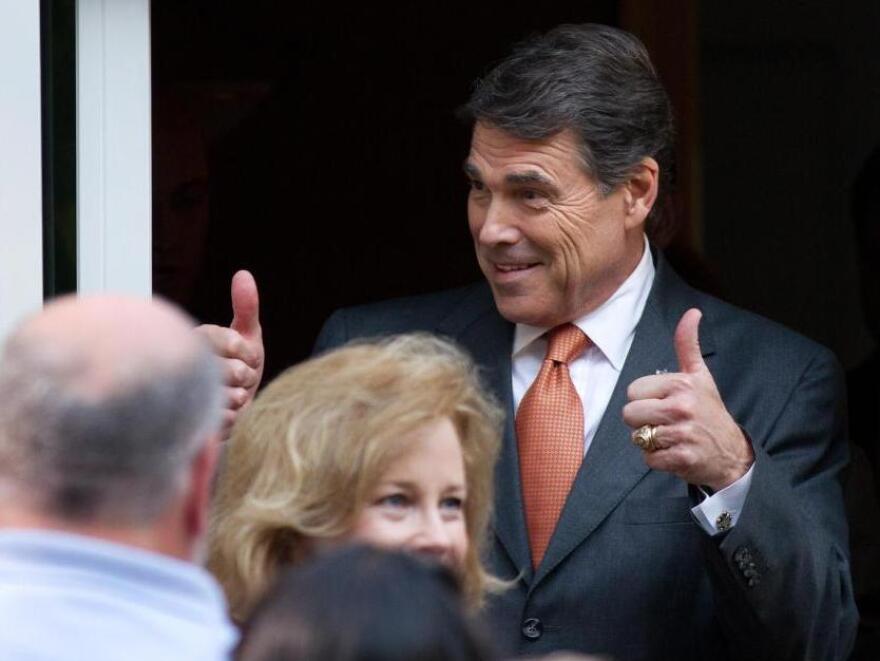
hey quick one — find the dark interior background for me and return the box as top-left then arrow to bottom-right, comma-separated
151,3 -> 880,653
151,0 -> 878,382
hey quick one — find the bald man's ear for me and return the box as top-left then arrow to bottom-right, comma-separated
622,157 -> 660,230
184,434 -> 220,544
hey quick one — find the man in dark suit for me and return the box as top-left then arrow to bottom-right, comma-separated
202,24 -> 857,660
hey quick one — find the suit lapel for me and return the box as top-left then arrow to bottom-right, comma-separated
437,287 -> 533,579
532,254 -> 715,587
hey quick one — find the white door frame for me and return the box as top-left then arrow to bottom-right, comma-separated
77,0 -> 152,295
0,0 -> 44,340
0,0 -> 153,341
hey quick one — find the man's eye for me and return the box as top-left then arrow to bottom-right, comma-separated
520,189 -> 544,201
469,179 -> 486,192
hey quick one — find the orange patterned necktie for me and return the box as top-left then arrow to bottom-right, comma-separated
516,323 -> 590,568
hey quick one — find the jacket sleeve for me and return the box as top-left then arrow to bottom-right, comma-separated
705,346 -> 858,660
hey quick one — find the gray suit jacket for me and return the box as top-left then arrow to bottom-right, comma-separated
314,252 -> 858,660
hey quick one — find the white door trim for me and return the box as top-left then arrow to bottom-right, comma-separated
77,0 -> 152,295
0,0 -> 44,340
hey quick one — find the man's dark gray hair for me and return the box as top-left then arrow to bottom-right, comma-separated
460,23 -> 676,239
0,333 -> 222,525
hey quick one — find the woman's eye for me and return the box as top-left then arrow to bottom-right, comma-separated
377,493 -> 409,508
440,496 -> 464,511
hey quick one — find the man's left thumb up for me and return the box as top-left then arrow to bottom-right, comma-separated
674,308 -> 706,374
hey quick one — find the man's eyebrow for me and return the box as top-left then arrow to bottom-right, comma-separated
463,161 -> 481,179
463,163 -> 559,192
505,170 -> 556,190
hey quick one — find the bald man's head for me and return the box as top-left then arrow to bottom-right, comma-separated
0,295 -> 222,525
17,295 -> 203,397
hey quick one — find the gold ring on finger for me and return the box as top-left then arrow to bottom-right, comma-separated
631,424 -> 659,452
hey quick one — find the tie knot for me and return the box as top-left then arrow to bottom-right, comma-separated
546,323 -> 589,364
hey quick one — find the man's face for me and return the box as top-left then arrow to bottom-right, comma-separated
466,123 -> 644,327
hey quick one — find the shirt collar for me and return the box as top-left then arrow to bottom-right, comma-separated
513,236 -> 655,371
0,528 -> 227,607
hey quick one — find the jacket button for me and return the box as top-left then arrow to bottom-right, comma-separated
521,617 -> 543,640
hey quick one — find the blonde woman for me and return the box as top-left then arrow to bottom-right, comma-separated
207,334 -> 503,621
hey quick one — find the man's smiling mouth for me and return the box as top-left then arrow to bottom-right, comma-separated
494,262 -> 539,272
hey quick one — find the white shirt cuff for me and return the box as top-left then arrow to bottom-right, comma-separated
690,464 -> 755,536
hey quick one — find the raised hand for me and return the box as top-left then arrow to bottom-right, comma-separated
622,308 -> 754,490
195,270 -> 265,437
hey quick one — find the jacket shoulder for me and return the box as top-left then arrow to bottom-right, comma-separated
695,288 -> 836,367
314,282 -> 495,352
653,254 -> 835,368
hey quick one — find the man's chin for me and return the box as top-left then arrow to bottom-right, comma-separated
489,288 -> 561,327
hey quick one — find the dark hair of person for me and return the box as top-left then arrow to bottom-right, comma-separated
236,545 -> 495,661
459,23 -> 677,242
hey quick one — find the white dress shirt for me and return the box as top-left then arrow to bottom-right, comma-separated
511,237 -> 752,536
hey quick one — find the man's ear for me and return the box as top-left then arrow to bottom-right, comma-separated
622,156 -> 660,230
184,434 -> 221,543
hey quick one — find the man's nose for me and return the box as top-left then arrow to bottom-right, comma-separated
477,201 -> 520,246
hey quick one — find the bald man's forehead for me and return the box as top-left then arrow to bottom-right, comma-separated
31,296 -> 194,342
15,295 -> 202,397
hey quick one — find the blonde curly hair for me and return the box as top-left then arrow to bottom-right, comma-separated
206,333 -> 503,621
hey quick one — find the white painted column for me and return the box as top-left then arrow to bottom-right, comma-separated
0,0 -> 44,340
77,0 -> 152,294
